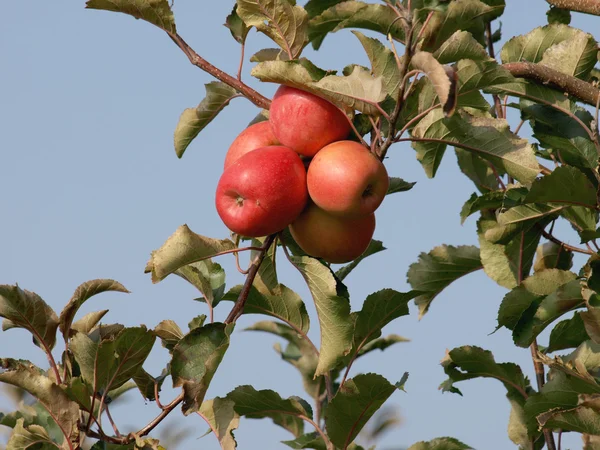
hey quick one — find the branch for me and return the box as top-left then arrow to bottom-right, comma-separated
531,341 -> 557,450
538,227 -> 595,255
546,0 -> 600,15
168,32 -> 271,110
503,62 -> 600,107
225,234 -> 277,324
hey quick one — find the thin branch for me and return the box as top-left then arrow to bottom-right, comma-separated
237,40 -> 246,82
225,235 -> 277,323
503,62 -> 600,108
300,414 -> 334,450
485,21 -> 504,119
168,32 -> 271,109
132,393 -> 184,440
154,382 -> 165,410
324,373 -> 334,403
546,0 -> 600,15
531,341 -> 557,450
196,410 -> 221,448
413,11 -> 435,45
539,227 -> 595,255
514,119 -> 526,135
105,404 -> 121,437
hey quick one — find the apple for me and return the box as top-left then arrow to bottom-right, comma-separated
307,140 -> 389,216
216,146 -> 308,237
269,85 -> 351,157
289,203 -> 375,264
224,121 -> 279,169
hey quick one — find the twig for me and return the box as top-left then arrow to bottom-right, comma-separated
225,235 -> 277,323
105,404 -> 121,437
324,373 -> 334,402
168,32 -> 271,109
514,119 -> 526,135
539,227 -> 595,255
485,21 -> 504,119
545,0 -> 600,15
197,410 -> 221,446
154,382 -> 165,410
237,40 -> 246,82
530,341 -> 557,450
414,11 -> 435,46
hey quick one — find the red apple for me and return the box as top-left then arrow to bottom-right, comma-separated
307,140 -> 389,216
269,86 -> 351,157
224,121 -> 279,169
216,146 -> 308,237
289,203 -> 375,264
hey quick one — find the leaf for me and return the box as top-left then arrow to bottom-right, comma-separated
537,405 -> 600,434
59,279 -> 129,340
237,0 -> 308,59
407,245 -> 482,318
289,256 -> 354,376
356,334 -> 410,358
132,367 -> 168,401
497,203 -> 565,226
71,310 -> 109,334
440,346 -> 529,399
411,52 -> 456,116
70,326 -> 156,394
581,307 -> 600,344
6,418 -> 59,450
154,320 -> 184,351
325,373 -> 399,449
533,242 -> 574,272
250,48 -> 290,62
85,0 -> 176,33
335,240 -> 386,281
460,187 -> 528,224
307,1 -> 405,50
386,178 -> 416,195
0,285 -> 59,350
171,323 -> 234,414
227,385 -> 311,437
246,321 -> 320,399
408,437 -> 474,450
432,30 -> 489,64
548,313 -> 590,352
282,432 -> 326,450
174,82 -> 239,158
175,260 -> 226,309
526,166 -> 598,208
352,31 -> 401,98
198,397 -> 239,450
225,5 -> 249,44
0,359 -> 79,447
146,224 -> 236,283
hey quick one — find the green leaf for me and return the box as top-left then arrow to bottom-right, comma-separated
227,385 -> 311,437
386,178 -> 416,195
533,241 -> 574,272
538,405 -> 600,435
246,321 -> 320,399
407,245 -> 482,318
174,82 -> 240,158
411,51 -> 457,116
6,418 -> 59,450
352,31 -> 401,98
85,0 -> 176,33
356,334 -> 410,359
432,30 -> 489,64
455,149 -> 503,193
335,240 -> 386,281
171,323 -> 234,414
59,279 -> 129,340
581,307 -> 600,344
307,1 -> 405,50
548,312 -> 590,352
325,373 -> 399,449
0,359 -> 79,447
250,48 -> 290,62
146,224 -> 236,283
132,367 -> 168,402
526,166 -> 598,208
198,397 -> 239,450
289,256 -> 354,376
408,437 -> 474,450
411,109 -> 540,182
236,0 -> 308,59
0,285 -> 59,350
225,5 -> 249,44
282,432 -> 326,449
154,320 -> 184,351
175,260 -> 226,309
460,187 -> 528,224
497,203 -> 565,226
71,310 -> 109,334
547,6 -> 571,25
440,346 -> 529,399
70,326 -> 156,394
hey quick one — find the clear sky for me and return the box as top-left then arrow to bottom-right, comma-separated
1,2 -> 598,449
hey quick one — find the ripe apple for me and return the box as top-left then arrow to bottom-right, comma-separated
289,203 -> 375,264
307,140 -> 389,216
269,85 -> 351,157
224,121 -> 279,169
216,146 -> 308,237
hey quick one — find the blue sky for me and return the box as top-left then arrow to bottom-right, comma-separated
1,1 -> 598,449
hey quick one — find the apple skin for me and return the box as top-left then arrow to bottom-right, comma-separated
216,146 -> 308,237
307,140 -> 389,216
269,86 -> 351,157
289,203 -> 375,264
224,121 -> 279,169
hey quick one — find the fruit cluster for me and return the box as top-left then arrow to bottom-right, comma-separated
215,86 -> 389,264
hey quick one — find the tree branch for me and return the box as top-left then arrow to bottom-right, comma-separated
168,32 -> 271,110
546,0 -> 600,15
225,234 -> 277,324
503,62 -> 600,107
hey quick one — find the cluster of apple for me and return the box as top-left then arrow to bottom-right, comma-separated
215,86 -> 389,264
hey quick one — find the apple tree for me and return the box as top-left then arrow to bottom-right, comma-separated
2,0 -> 600,449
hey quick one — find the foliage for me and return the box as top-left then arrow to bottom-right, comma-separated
3,0 -> 600,449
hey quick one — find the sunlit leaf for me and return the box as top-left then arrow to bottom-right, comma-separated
352,31 -> 401,98
533,241 -> 574,272
408,437 -> 474,450
86,0 -> 176,33
198,397 -> 239,450
6,418 -> 58,450
71,310 -> 109,334
175,260 -> 226,309
432,30 -> 489,64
